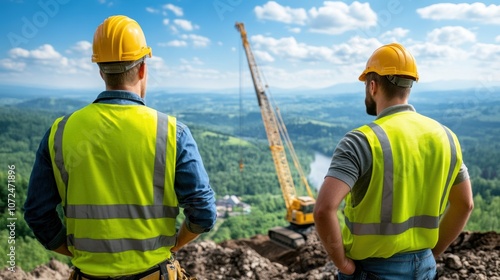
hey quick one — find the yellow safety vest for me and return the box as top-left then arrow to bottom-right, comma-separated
48,103 -> 178,276
343,111 -> 462,260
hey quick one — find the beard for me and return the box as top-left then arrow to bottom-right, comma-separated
365,87 -> 377,116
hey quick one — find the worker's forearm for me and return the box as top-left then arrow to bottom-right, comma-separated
171,221 -> 200,253
432,205 -> 472,257
314,211 -> 355,274
53,243 -> 73,257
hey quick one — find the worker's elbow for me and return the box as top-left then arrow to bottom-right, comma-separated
313,204 -> 331,222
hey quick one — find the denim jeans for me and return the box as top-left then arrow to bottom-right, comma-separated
338,249 -> 437,280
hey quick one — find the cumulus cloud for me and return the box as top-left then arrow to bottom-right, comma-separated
254,1 -> 307,25
380,28 -> 409,43
146,7 -> 160,14
160,40 -> 188,47
308,1 -> 377,35
254,50 -> 275,63
470,43 -> 500,61
9,44 -> 62,60
180,34 -> 210,47
163,19 -> 170,25
174,19 -> 199,31
163,3 -> 183,17
251,35 -> 333,62
408,42 -> 468,62
70,41 -> 92,54
254,1 -> 377,35
417,3 -> 500,24
427,26 -> 476,45
250,34 -> 380,65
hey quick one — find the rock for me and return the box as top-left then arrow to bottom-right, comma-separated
1,231 -> 498,279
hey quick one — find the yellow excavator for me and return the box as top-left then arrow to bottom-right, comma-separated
235,22 -> 316,249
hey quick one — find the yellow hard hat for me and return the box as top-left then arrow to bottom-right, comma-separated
359,43 -> 418,83
92,15 -> 152,63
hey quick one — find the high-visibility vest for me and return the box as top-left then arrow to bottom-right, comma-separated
48,103 -> 178,276
343,110 -> 462,260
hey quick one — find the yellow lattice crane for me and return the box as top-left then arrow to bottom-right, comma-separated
235,22 -> 316,248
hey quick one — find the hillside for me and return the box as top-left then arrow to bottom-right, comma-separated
1,231 -> 499,279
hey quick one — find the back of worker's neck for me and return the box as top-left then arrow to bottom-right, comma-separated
376,98 -> 408,116
106,85 -> 144,99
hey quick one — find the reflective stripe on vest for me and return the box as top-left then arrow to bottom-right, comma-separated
345,122 -> 458,236
50,106 -> 179,275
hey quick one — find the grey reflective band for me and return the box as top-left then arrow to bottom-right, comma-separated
348,122 -> 456,235
345,215 -> 439,235
386,75 -> 414,88
54,114 -> 73,210
439,125 -> 458,212
65,204 -> 179,219
67,234 -> 176,253
367,123 -> 393,223
54,115 -> 72,187
154,112 -> 168,205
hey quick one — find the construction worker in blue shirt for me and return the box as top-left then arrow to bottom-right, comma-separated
23,15 -> 217,280
314,43 -> 474,280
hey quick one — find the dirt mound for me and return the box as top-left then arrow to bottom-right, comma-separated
1,231 -> 498,280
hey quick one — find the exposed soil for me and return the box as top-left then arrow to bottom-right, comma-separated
1,231 -> 498,280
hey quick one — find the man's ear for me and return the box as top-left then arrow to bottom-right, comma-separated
369,80 -> 378,97
138,62 -> 146,80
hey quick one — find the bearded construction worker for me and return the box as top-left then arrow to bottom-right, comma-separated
314,43 -> 474,280
23,15 -> 217,280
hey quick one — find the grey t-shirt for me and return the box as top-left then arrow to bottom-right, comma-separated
326,104 -> 469,205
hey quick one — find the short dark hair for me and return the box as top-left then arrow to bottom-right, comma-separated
99,62 -> 142,88
365,72 -> 411,100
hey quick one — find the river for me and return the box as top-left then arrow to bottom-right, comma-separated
307,152 -> 332,191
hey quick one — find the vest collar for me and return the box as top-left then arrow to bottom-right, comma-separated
376,104 -> 415,120
94,90 -> 145,105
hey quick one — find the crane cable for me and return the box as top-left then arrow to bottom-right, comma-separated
238,37 -> 244,173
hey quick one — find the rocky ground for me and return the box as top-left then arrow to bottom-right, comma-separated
1,231 -> 498,280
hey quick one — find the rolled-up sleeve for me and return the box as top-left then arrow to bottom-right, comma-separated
174,123 -> 217,233
23,129 -> 66,250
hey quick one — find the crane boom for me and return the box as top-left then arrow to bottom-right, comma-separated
235,22 -> 296,210
236,22 -> 315,248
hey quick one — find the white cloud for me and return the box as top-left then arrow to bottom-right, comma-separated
163,3 -> 183,17
0,59 -> 26,71
250,34 -> 380,65
160,40 -> 188,47
254,1 -> 307,25
254,50 -> 275,63
470,43 -> 500,61
409,42 -> 468,62
495,36 -> 500,43
173,19 -> 199,31
380,28 -> 409,43
288,27 -> 301,34
331,36 -> 382,64
308,1 -> 377,35
181,34 -> 210,47
417,3 -> 500,24
71,41 -> 92,54
251,35 -> 333,62
146,7 -> 159,14
9,44 -> 62,60
427,26 -> 476,46
163,19 -> 170,25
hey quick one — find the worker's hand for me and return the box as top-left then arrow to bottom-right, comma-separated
338,257 -> 356,275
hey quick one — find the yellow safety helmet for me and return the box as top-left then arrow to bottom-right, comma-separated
359,43 -> 418,87
92,15 -> 152,67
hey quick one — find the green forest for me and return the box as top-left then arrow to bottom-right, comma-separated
0,89 -> 499,271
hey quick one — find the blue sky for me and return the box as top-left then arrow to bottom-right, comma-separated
1,0 -> 500,92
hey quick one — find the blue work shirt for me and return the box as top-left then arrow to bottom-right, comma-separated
24,90 -> 217,250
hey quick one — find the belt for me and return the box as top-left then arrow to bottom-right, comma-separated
71,259 -> 175,280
